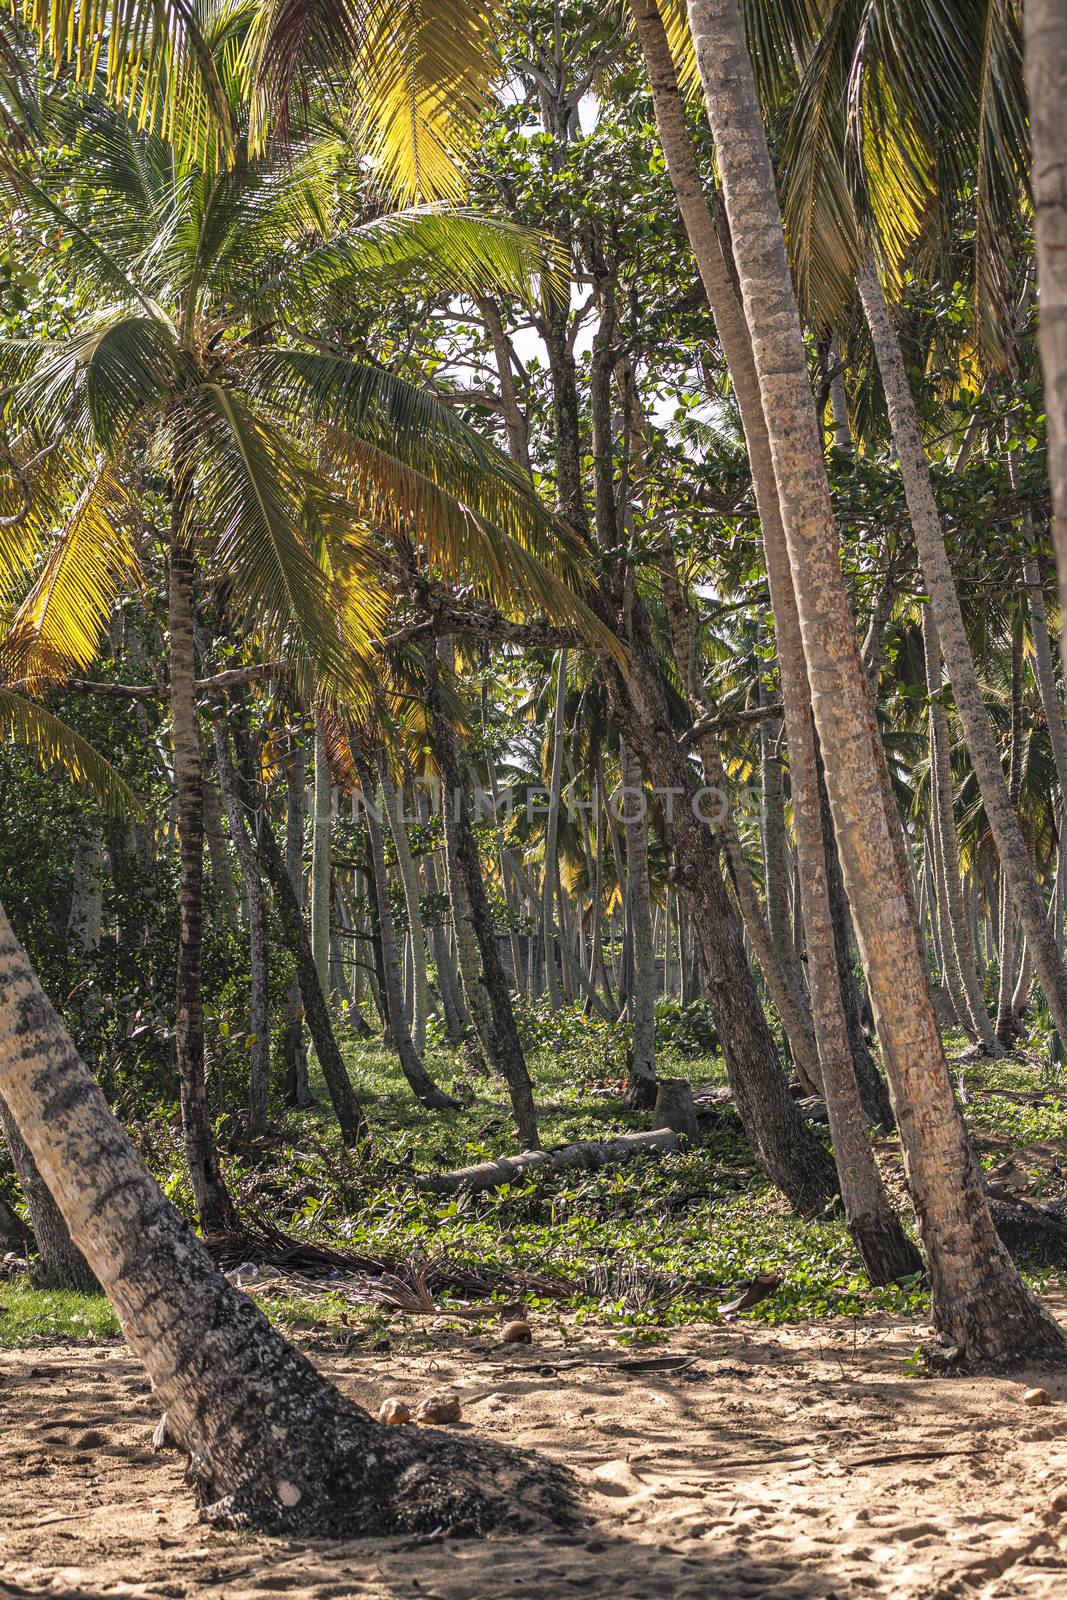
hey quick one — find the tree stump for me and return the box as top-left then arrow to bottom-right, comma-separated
654,1078 -> 699,1144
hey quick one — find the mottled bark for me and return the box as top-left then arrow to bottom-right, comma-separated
857,259 -> 1067,1044
1024,0 -> 1067,657
0,903 -> 571,1535
688,0 -> 1063,1358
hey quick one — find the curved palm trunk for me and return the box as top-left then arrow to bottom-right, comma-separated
168,540 -> 237,1234
0,903 -> 562,1536
920,609 -> 1001,1054
212,723 -> 271,1133
856,260 -> 1067,1044
621,740 -> 657,1109
1024,0 -> 1067,651
423,648 -> 540,1149
353,751 -> 456,1113
687,0 -> 1063,1358
635,0 -> 906,1272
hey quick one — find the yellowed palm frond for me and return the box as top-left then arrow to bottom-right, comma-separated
1,459 -> 140,688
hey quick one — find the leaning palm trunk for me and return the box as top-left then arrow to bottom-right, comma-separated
1023,551 -> 1067,805
687,0 -> 1063,1357
636,0 -> 899,1210
920,609 -> 1001,1054
856,260 -> 1067,1045
1024,0 -> 1067,653
620,741 -> 657,1108
168,538 -> 237,1234
0,903 -> 565,1535
0,1093 -> 96,1289
352,751 -> 456,1113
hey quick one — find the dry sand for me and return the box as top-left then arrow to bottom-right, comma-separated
3,1306 -> 1067,1599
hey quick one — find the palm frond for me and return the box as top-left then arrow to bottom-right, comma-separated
187,382 -> 386,700
16,0 -> 235,165
0,685 -> 141,815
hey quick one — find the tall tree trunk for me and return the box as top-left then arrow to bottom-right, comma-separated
202,765 -> 241,929
378,763 -> 430,1053
68,828 -> 104,954
281,742 -> 311,1107
621,741 -> 657,1109
1024,552 -> 1067,806
423,647 -> 540,1149
856,259 -> 1067,1044
542,650 -> 568,1009
212,724 -> 271,1134
310,713 -> 332,994
0,902 -> 562,1535
231,729 -> 367,1146
168,538 -> 236,1234
1024,0 -> 1067,652
921,608 -> 1001,1054
352,749 -> 456,1112
0,1093 -> 96,1290
687,0 -> 1063,1359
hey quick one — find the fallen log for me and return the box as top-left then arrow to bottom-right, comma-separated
417,1128 -> 680,1197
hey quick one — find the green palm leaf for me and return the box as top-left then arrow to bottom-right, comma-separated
0,685 -> 142,816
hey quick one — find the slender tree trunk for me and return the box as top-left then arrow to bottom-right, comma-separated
1024,0 -> 1067,654
281,743 -> 311,1107
68,829 -> 105,954
423,647 -> 540,1149
1024,553 -> 1067,806
0,1093 -> 96,1290
231,729 -> 367,1146
212,724 -> 271,1134
0,903 -> 563,1535
542,650 -> 568,1009
687,0 -> 1063,1359
857,259 -> 1067,1044
202,766 -> 241,929
168,539 -> 237,1234
921,608 -> 1001,1054
378,763 -> 430,1053
311,714 -> 332,994
621,741 -> 657,1108
353,750 -> 456,1112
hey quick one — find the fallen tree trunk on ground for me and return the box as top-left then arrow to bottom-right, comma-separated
417,1128 -> 680,1196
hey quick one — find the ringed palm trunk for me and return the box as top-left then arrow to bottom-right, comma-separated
856,260 -> 1067,1045
352,750 -> 456,1113
687,0 -> 1064,1358
1024,0 -> 1067,651
635,0 -> 898,1162
168,538 -> 237,1234
0,903 -> 562,1536
920,609 -> 1001,1054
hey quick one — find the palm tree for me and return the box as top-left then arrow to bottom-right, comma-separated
0,896 -> 568,1533
0,50 -> 578,1219
684,0 -> 1063,1359
1024,1 -> 1067,662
